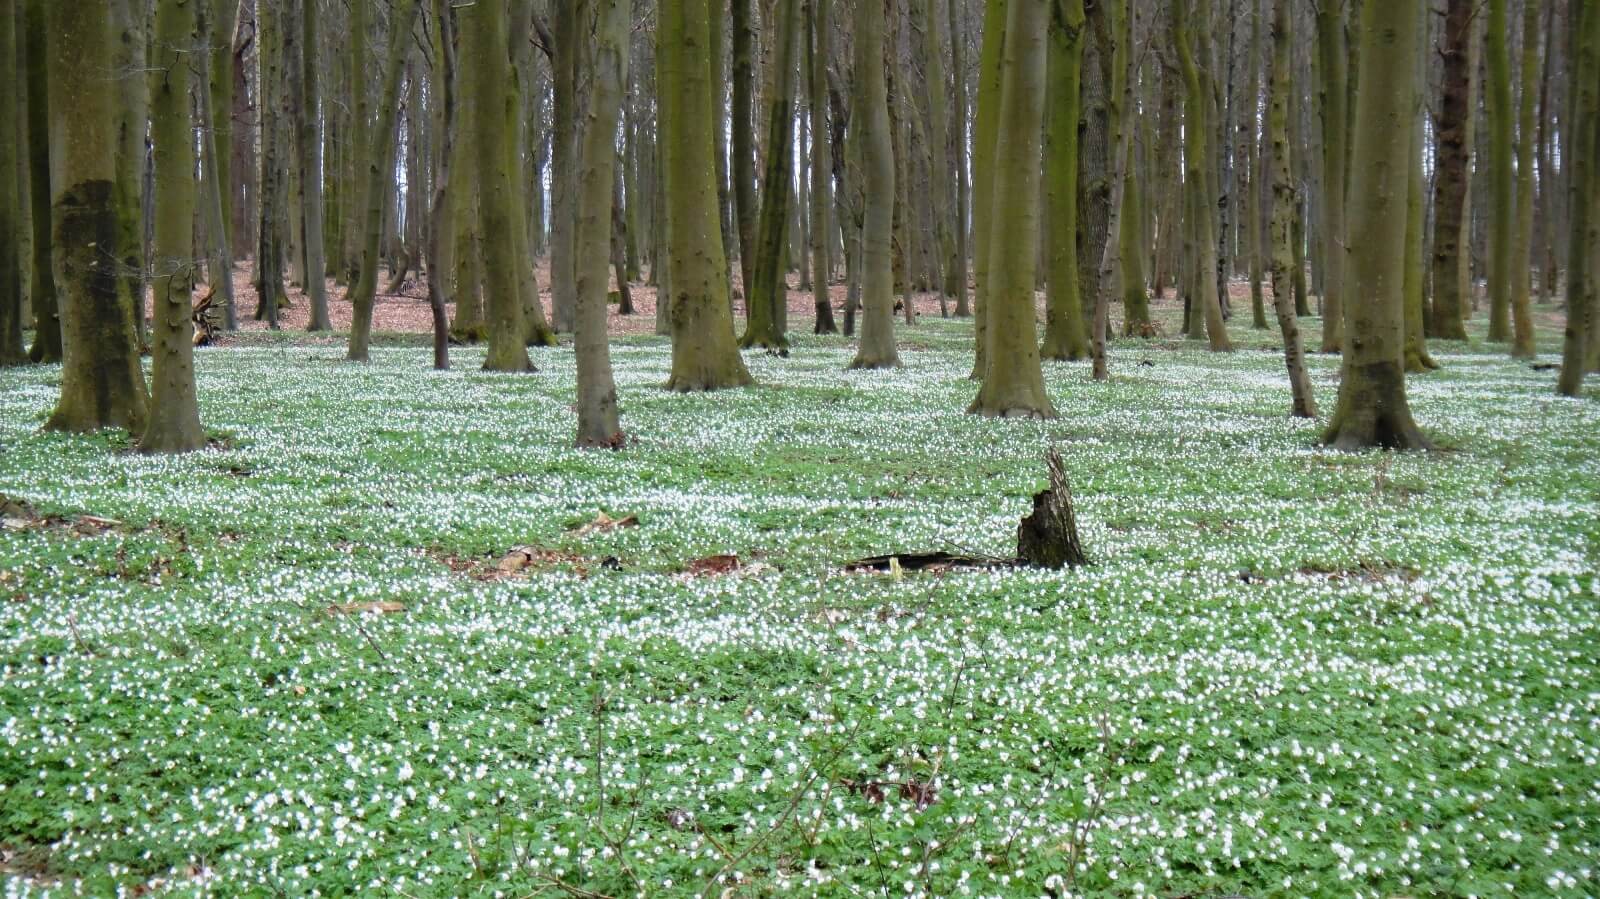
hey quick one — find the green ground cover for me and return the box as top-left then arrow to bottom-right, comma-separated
2,317 -> 1597,896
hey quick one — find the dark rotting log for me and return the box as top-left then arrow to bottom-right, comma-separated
1016,447 -> 1088,569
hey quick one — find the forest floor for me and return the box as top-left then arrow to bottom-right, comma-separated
2,298 -> 1597,897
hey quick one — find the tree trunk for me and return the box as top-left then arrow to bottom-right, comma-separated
1040,0 -> 1088,361
1267,0 -> 1314,417
1314,0 -> 1347,352
849,0 -> 900,369
968,0 -> 1054,418
808,0 -> 836,333
1557,0 -> 1599,396
45,2 -> 149,433
916,0 -> 953,318
968,0 -> 1005,378
731,0 -> 758,306
1092,0 -> 1132,382
0,0 -> 23,365
22,0 -> 59,362
466,0 -> 533,372
298,0 -> 331,331
1428,0 -> 1472,341
1484,0 -> 1514,343
1323,0 -> 1430,450
1175,0 -> 1232,352
1402,0 -> 1438,375
659,0 -> 753,390
573,0 -> 628,446
423,0 -> 455,370
255,0 -> 285,329
549,0 -> 578,333
1508,0 -> 1540,359
143,0 -> 206,453
346,0 -> 422,361
110,0 -> 150,349
738,0 -> 800,350
946,0 -> 969,317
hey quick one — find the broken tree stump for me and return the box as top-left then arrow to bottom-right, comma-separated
1016,448 -> 1088,569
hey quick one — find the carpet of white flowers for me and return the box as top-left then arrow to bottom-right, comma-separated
2,319 -> 1598,898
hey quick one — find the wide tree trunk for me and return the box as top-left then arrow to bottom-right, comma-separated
143,0 -> 206,453
466,0 -> 532,372
968,0 -> 1054,418
346,0 -> 421,361
572,0 -> 629,446
1267,0 -> 1314,417
44,2 -> 149,433
849,0 -> 900,369
659,0 -> 752,391
1040,0 -> 1088,362
1428,0 -> 1473,341
1323,0 -> 1431,450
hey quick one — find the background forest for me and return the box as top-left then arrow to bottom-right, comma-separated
1,0 -> 1598,895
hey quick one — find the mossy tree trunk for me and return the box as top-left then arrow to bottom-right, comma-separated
1557,0 -> 1599,397
1322,0 -> 1431,450
111,0 -> 150,350
1508,0 -> 1540,360
23,0 -> 60,363
968,0 -> 1054,418
1427,0 -> 1472,341
572,0 -> 628,446
143,0 -> 206,453
0,0 -> 24,366
1040,0 -> 1088,362
297,0 -> 331,331
731,0 -> 757,305
738,0 -> 800,350
346,0 -> 421,361
849,0 -> 900,369
45,2 -> 150,434
465,0 -> 532,372
1314,0 -> 1347,352
658,0 -> 753,391
968,0 -> 1005,378
1267,0 -> 1314,417
808,0 -> 836,334
1174,0 -> 1232,352
1484,0 -> 1514,343
1401,0 -> 1438,375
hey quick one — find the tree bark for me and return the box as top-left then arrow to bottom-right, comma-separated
1314,0 -> 1347,352
1428,0 -> 1472,341
143,0 -> 206,453
0,0 -> 23,365
1484,0 -> 1514,343
1175,0 -> 1232,352
808,0 -> 837,333
1323,0 -> 1430,450
45,2 -> 150,433
732,0 -> 758,305
738,0 -> 801,350
573,0 -> 629,446
1508,0 -> 1540,359
850,0 -> 901,369
1557,0 -> 1599,396
1040,0 -> 1088,362
1267,0 -> 1314,417
298,0 -> 331,331
23,0 -> 60,362
968,0 -> 1054,418
968,0 -> 1006,378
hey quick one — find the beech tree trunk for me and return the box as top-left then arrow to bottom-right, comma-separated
738,0 -> 801,350
1508,0 -> 1541,359
1040,0 -> 1089,362
1314,0 -> 1347,352
1484,0 -> 1514,343
298,0 -> 331,331
1428,0 -> 1473,341
45,2 -> 150,434
808,0 -> 836,334
23,0 -> 60,362
0,0 -> 23,366
1558,0 -> 1599,396
849,0 -> 900,369
143,0 -> 206,453
1267,0 -> 1314,417
1323,0 -> 1431,450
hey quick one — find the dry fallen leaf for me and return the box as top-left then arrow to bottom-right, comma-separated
685,554 -> 741,575
572,511 -> 639,535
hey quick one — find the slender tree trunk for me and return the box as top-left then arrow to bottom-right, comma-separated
0,0 -> 23,365
968,0 -> 1005,378
1267,0 -> 1314,416
1484,0 -> 1514,343
550,0 -> 578,333
1314,0 -> 1347,352
732,0 -> 758,305
423,0 -> 455,370
346,0 -> 422,361
23,0 -> 59,362
1040,0 -> 1088,361
255,0 -> 284,329
1092,0 -> 1132,382
738,0 -> 800,350
969,0 -> 1053,418
1402,0 -> 1438,375
573,0 -> 629,446
1175,0 -> 1232,351
45,2 -> 150,433
915,0 -> 954,318
946,0 -> 969,317
1244,0 -> 1267,330
298,0 -> 331,330
808,0 -> 836,333
144,0 -> 206,453
849,0 -> 900,369
1558,0 -> 1599,396
1428,0 -> 1473,341
1323,0 -> 1430,449
111,0 -> 151,349
1508,0 -> 1540,359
